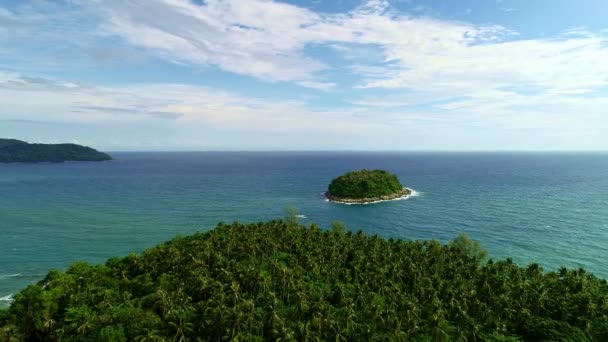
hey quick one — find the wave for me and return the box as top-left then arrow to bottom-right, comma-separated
0,294 -> 13,302
296,214 -> 308,219
328,188 -> 421,205
0,273 -> 22,280
409,189 -> 422,197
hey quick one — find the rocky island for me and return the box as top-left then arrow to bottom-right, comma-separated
0,138 -> 111,163
325,169 -> 412,204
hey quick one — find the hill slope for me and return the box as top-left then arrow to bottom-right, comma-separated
1,220 -> 607,341
0,138 -> 27,148
0,139 -> 111,163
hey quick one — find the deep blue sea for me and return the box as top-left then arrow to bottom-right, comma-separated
2,152 -> 608,306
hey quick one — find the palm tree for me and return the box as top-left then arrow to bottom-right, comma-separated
135,329 -> 166,342
167,309 -> 193,342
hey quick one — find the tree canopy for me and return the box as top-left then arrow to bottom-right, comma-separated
0,139 -> 111,163
0,139 -> 27,149
2,220 -> 607,341
327,169 -> 404,199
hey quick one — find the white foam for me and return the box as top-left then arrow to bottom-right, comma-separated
408,189 -> 421,197
296,214 -> 308,219
327,188 -> 420,205
0,273 -> 21,280
0,294 -> 13,302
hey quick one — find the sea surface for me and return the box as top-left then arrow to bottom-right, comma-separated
2,152 -> 608,306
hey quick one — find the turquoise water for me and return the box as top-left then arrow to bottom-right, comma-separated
1,152 -> 608,306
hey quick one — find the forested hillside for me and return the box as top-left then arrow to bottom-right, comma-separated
1,220 -> 607,341
0,139 -> 111,163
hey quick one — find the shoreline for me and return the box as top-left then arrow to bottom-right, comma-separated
325,188 -> 414,205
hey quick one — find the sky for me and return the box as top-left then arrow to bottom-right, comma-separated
1,0 -> 607,151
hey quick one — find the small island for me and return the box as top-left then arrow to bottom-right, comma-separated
0,138 -> 111,163
326,169 -> 412,204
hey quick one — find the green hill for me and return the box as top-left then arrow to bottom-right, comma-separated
1,220 -> 607,341
0,139 -> 111,163
0,139 -> 27,148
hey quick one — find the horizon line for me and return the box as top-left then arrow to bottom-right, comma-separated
104,149 -> 608,153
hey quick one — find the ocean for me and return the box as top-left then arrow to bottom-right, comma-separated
1,152 -> 607,306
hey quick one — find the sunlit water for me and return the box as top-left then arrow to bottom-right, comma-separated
2,152 -> 607,306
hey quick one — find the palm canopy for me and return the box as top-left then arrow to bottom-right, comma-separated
2,220 -> 607,341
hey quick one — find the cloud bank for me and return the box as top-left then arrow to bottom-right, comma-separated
1,0 -> 607,150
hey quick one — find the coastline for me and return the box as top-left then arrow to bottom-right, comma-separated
325,187 -> 414,205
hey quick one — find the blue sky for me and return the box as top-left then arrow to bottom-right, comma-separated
1,0 -> 607,150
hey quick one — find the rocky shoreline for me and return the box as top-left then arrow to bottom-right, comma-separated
325,188 -> 412,204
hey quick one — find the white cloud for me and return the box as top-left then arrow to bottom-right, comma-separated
8,0 -> 608,97
350,96 -> 409,107
90,0 -> 334,88
76,0 -> 511,91
87,0 -> 608,96
0,71 -> 377,134
2,1 -> 608,149
1,71 -> 605,150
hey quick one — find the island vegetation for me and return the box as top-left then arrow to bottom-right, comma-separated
326,169 -> 411,203
1,219 -> 607,341
0,139 -> 111,163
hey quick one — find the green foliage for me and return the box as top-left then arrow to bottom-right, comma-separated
2,220 -> 608,341
330,220 -> 347,234
449,232 -> 488,263
521,317 -> 589,341
327,169 -> 404,199
283,206 -> 299,226
0,139 -> 111,163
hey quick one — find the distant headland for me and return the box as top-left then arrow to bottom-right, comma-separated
325,169 -> 412,204
0,138 -> 111,163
